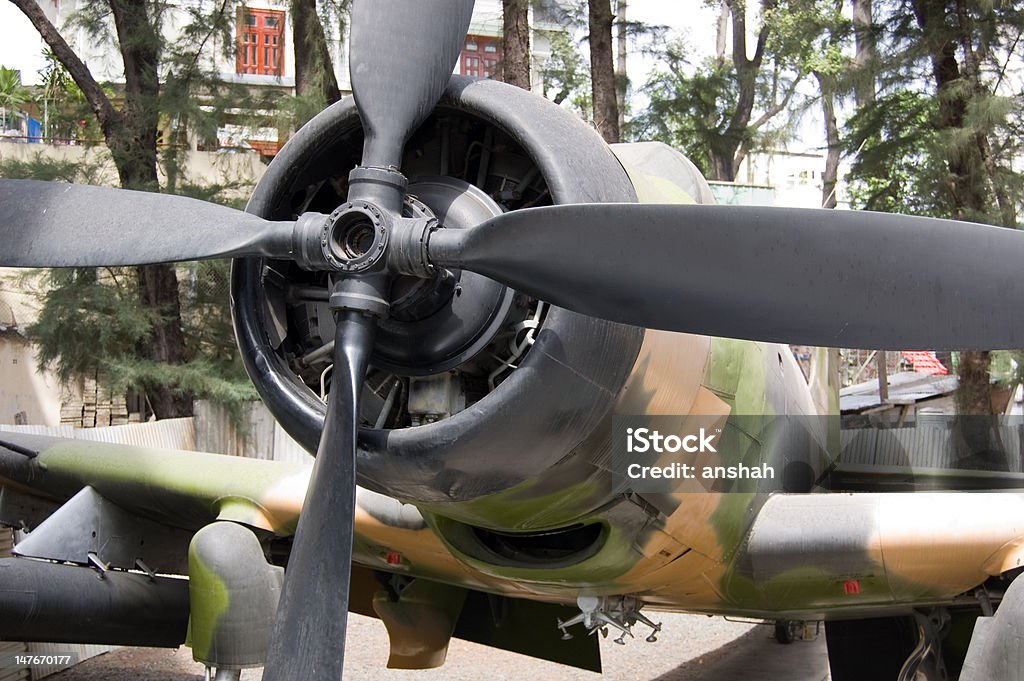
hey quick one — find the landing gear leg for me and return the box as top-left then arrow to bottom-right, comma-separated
774,619 -> 801,645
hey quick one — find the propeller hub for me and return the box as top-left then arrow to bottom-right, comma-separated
321,201 -> 390,273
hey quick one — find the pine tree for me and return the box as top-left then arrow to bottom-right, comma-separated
9,0 -> 263,419
844,0 -> 1024,419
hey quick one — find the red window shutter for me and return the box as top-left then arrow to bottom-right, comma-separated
237,8 -> 285,76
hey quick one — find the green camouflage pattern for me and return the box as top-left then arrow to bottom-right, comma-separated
2,142 -> 1022,669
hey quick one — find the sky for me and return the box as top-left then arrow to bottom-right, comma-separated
625,0 -> 719,85
0,3 -> 49,85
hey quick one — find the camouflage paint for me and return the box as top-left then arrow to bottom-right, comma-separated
4,142 -> 1024,667
188,541 -> 231,662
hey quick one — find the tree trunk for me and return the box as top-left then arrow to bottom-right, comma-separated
852,0 -> 876,106
17,0 -> 193,419
501,0 -> 531,89
956,351 -> 991,415
912,0 -> 996,418
110,0 -> 193,419
588,0 -> 619,143
715,0 -> 728,67
709,141 -> 737,182
706,0 -> 770,181
816,76 -> 839,209
137,264 -> 193,418
615,0 -> 627,133
292,0 -> 342,113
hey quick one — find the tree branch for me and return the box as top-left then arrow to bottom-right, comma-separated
727,0 -> 749,69
749,70 -> 804,131
9,0 -> 119,132
751,27 -> 769,68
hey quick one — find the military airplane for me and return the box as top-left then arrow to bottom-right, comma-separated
2,1 -> 1024,680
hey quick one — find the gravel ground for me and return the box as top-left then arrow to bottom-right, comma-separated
48,612 -> 830,681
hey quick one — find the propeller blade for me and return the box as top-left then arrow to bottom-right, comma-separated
428,203 -> 1024,350
349,0 -> 474,168
0,180 -> 294,267
262,312 -> 376,681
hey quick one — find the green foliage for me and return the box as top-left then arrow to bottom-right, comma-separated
0,66 -> 30,110
630,0 -> 830,179
628,43 -> 735,177
36,52 -> 108,143
843,90 -> 949,216
0,152 -> 113,185
25,268 -> 155,385
22,257 -> 257,417
0,65 -> 31,130
842,0 -> 1024,228
107,357 -> 257,423
989,350 -> 1024,390
539,30 -> 592,116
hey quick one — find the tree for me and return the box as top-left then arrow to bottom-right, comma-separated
614,0 -> 627,132
502,0 -> 531,89
0,66 -> 30,130
9,0 -> 248,419
851,0 -> 877,106
588,0 -> 619,143
632,0 -> 816,181
290,0 -> 346,125
911,0 -> 1019,418
38,49 -> 78,140
844,0 -> 1024,419
540,29 -> 591,116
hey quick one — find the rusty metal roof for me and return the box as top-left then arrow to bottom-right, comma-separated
840,371 -> 959,413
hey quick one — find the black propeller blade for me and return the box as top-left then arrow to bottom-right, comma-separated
428,203 -> 1024,351
260,2 -> 474,680
260,313 -> 375,681
349,0 -> 475,168
0,180 -> 295,266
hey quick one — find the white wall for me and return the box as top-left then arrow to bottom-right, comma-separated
0,139 -> 266,200
0,334 -> 62,427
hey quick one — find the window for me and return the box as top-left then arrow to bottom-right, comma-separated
460,35 -> 502,79
237,8 -> 285,76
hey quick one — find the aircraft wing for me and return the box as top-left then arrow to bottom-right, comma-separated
0,431 -> 603,671
726,491 -> 1024,620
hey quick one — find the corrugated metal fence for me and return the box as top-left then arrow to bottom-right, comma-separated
842,424 -> 1024,471
0,401 -> 313,464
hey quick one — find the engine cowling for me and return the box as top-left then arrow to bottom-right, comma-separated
232,77 -> 644,530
